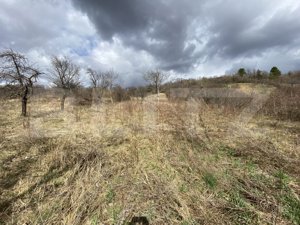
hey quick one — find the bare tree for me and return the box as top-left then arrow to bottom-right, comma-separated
87,68 -> 118,89
103,69 -> 118,103
102,69 -> 118,90
87,68 -> 101,88
49,56 -> 80,111
0,49 -> 42,116
144,69 -> 169,96
87,68 -> 102,105
87,68 -> 118,103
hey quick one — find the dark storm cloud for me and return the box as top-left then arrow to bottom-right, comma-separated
1,0 -> 299,83
71,0 -> 203,72
71,0 -> 300,73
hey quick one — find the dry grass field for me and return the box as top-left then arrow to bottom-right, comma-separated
0,86 -> 299,224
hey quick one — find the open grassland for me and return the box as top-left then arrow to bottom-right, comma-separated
0,89 -> 299,224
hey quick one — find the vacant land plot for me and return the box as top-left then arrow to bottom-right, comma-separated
0,91 -> 299,224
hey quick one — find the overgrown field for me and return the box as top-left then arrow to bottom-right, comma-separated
0,88 -> 299,224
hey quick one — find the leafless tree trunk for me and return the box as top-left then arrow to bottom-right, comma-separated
87,68 -> 118,105
21,86 -> 29,116
144,69 -> 169,97
61,91 -> 67,111
0,49 -> 41,117
48,56 -> 80,111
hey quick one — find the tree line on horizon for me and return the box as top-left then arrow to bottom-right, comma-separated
237,66 -> 282,79
1,49 -> 299,117
0,49 -> 171,116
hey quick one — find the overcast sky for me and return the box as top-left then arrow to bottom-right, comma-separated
1,0 -> 300,86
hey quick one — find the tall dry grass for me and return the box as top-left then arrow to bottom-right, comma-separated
0,91 -> 299,224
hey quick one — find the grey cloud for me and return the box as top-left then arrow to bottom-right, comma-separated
1,0 -> 300,84
71,0 -> 300,73
71,0 -> 203,72
0,0 -> 96,56
205,1 -> 300,58
0,1 -> 66,51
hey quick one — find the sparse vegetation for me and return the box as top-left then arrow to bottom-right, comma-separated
0,67 -> 299,224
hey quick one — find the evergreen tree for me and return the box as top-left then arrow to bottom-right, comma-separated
269,67 -> 281,79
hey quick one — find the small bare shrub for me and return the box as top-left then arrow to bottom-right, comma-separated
262,85 -> 300,121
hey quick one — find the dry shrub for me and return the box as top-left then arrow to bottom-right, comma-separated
168,87 -> 255,118
112,85 -> 130,102
73,88 -> 93,107
0,85 -> 22,99
262,85 -> 300,121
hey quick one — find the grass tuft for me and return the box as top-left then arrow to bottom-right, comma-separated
203,172 -> 218,189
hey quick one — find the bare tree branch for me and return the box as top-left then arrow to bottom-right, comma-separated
144,69 -> 169,95
48,56 -> 80,110
0,49 -> 42,116
102,69 -> 118,90
87,68 -> 118,104
87,68 -> 102,88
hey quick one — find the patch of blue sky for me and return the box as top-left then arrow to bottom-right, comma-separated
71,36 -> 98,57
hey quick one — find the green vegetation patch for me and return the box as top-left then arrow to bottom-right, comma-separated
203,172 -> 218,189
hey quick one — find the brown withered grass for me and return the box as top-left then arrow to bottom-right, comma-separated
0,89 -> 299,224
